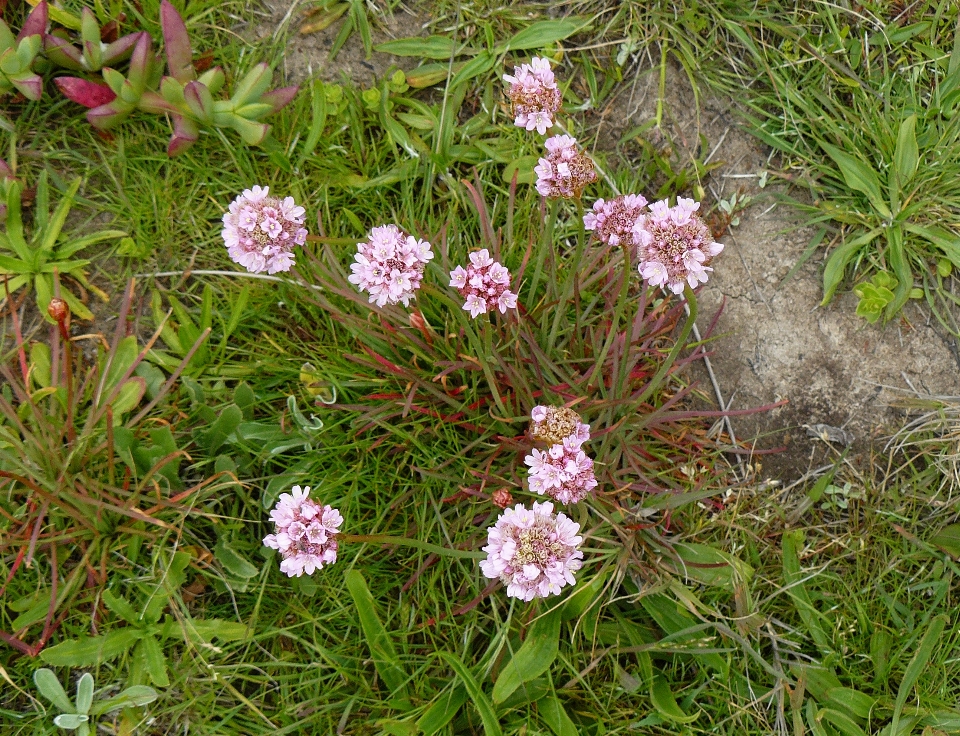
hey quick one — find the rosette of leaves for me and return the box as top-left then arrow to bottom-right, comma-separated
853,271 -> 923,324
0,0 -> 47,102
43,5 -> 141,73
0,171 -> 122,320
33,669 -> 157,736
54,0 -> 297,156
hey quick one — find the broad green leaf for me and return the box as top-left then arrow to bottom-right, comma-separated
33,669 -> 75,713
54,713 -> 89,728
187,618 -> 248,643
818,707 -> 867,736
499,19 -> 583,51
52,229 -> 126,260
109,378 -> 146,419
891,615 -> 948,735
493,607 -> 561,703
893,114 -> 919,189
821,228 -> 881,305
200,403 -> 242,454
91,685 -> 158,715
825,687 -> 876,720
904,223 -> 960,270
139,635 -> 169,687
672,542 -> 753,588
345,570 -> 409,698
75,673 -> 94,714
40,629 -> 144,667
213,538 -> 259,579
416,686 -> 468,735
405,63 -> 459,89
0,252 -> 30,272
820,142 -> 891,219
883,225 -> 912,320
380,82 -> 421,159
101,590 -> 139,626
375,36 -> 459,59
639,594 -> 727,675
561,568 -> 609,621
928,524 -> 960,557
449,51 -> 494,91
650,675 -> 699,723
437,652 -> 502,736
540,694 -> 578,736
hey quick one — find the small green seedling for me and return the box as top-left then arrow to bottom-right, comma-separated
33,668 -> 158,735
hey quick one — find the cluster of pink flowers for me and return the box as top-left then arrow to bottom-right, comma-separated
525,406 -> 597,505
348,225 -> 434,307
583,194 -> 649,248
480,501 -> 584,601
262,486 -> 343,577
449,249 -> 518,318
503,56 -> 562,135
633,198 -> 724,294
221,186 -> 308,274
535,135 -> 597,199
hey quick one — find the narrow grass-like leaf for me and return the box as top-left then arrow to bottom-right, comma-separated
824,687 -> 875,721
890,614 -> 947,735
782,531 -> 833,654
499,19 -> 583,52
820,142 -> 890,219
821,228 -> 881,305
493,607 -> 561,703
650,675 -> 699,723
416,686 -> 468,735
345,569 -> 409,699
818,707 -> 867,736
893,114 -> 918,188
883,225 -> 913,320
540,693 -> 578,736
437,652 -> 502,736
375,36 -> 459,59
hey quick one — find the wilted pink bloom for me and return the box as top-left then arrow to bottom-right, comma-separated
584,194 -> 649,247
222,186 -> 307,274
535,135 -> 597,199
263,486 -> 343,577
525,434 -> 598,505
633,197 -> 724,295
449,249 -> 518,318
503,56 -> 562,135
480,501 -> 584,601
529,405 -> 590,447
349,225 -> 434,307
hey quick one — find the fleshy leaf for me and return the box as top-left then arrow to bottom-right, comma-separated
160,0 -> 195,82
55,77 -> 116,108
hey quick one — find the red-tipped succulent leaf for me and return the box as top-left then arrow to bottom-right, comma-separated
17,0 -> 48,41
260,85 -> 299,115
55,77 -> 117,108
160,0 -> 194,83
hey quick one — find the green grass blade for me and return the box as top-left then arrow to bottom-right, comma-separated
890,614 -> 947,735
416,685 -> 468,735
344,569 -> 410,699
781,530 -> 833,655
437,651 -> 502,736
37,178 -> 82,255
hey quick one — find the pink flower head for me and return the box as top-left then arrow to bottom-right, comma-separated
524,434 -> 598,505
529,405 -> 590,447
221,187 -> 308,274
633,197 -> 724,295
535,135 -> 597,199
584,194 -> 649,247
503,56 -> 563,135
449,249 -> 518,318
480,501 -> 584,601
263,486 -> 343,577
348,225 -> 434,307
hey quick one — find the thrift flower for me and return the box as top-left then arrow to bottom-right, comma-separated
529,405 -> 590,447
263,486 -> 343,577
584,194 -> 649,247
349,225 -> 434,307
480,501 -> 584,601
222,186 -> 308,274
503,56 -> 562,135
535,135 -> 597,199
525,435 -> 598,505
633,198 -> 724,294
449,249 -> 518,318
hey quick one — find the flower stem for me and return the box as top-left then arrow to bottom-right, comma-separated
633,284 -> 699,408
341,534 -> 486,560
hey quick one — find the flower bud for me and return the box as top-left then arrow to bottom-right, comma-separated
47,297 -> 69,322
492,488 -> 513,509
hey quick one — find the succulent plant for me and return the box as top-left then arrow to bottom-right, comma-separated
0,1 -> 47,101
53,0 -> 297,156
43,6 -> 141,72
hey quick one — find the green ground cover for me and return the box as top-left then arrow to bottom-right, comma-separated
2,0 -> 960,734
